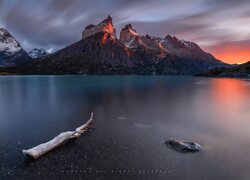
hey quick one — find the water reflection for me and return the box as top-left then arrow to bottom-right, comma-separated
209,78 -> 250,137
0,76 -> 250,179
211,78 -> 249,112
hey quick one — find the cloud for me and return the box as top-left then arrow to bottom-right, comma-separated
205,40 -> 250,64
0,0 -> 249,63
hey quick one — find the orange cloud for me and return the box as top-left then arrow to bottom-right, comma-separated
204,41 -> 250,64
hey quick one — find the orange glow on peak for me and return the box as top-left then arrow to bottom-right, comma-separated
101,32 -> 109,44
105,22 -> 114,34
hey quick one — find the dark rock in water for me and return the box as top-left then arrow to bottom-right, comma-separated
165,139 -> 202,153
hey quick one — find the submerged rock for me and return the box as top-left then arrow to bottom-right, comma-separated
165,139 -> 202,153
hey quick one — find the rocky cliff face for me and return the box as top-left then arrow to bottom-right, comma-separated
82,15 -> 117,40
118,23 -> 226,74
0,28 -> 31,67
120,24 -> 139,44
29,16 -> 227,75
34,17 -> 138,74
120,25 -> 160,54
162,35 -> 216,61
119,24 -> 217,61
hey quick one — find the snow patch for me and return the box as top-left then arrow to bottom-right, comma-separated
28,48 -> 48,58
128,28 -> 139,36
0,29 -> 22,55
124,38 -> 135,48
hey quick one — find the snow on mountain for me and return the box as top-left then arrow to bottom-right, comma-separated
0,28 -> 22,55
0,15 -> 227,74
120,24 -> 139,45
119,24 -> 216,61
0,28 -> 31,67
28,48 -> 48,58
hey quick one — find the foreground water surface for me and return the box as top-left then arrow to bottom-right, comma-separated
0,76 -> 250,179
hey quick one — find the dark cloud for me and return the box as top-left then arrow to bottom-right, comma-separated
130,19 -> 207,38
0,0 -> 249,63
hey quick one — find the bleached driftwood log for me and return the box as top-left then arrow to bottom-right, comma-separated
22,112 -> 94,159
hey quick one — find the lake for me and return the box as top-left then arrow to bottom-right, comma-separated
0,75 -> 250,180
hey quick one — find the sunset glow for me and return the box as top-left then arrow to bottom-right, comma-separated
206,44 -> 250,64
213,51 -> 250,65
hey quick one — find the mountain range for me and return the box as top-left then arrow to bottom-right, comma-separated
0,15 -> 230,75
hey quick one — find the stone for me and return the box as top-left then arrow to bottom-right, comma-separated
165,138 -> 202,153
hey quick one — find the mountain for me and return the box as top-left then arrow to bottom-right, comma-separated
29,15 -> 138,74
82,15 -> 117,40
118,23 -> 225,74
28,48 -> 48,59
0,15 -> 227,75
120,24 -> 218,62
196,61 -> 250,78
0,28 -> 31,67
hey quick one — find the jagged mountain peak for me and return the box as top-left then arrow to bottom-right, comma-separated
28,48 -> 48,59
180,40 -> 201,50
164,35 -> 185,48
119,24 -> 217,61
0,28 -> 8,36
0,28 -> 12,37
164,35 -> 201,50
120,24 -> 140,48
82,15 -> 117,40
0,28 -> 17,41
122,24 -> 132,30
0,27 -> 31,67
102,15 -> 113,24
120,24 -> 138,36
144,34 -> 152,40
0,28 -> 22,55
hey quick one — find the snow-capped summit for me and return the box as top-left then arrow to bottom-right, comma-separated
0,28 -> 22,55
28,48 -> 48,59
0,28 -> 31,67
82,15 -> 117,40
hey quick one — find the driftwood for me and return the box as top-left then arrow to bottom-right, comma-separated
22,112 -> 94,159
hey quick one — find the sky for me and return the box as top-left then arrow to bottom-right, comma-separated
0,0 -> 249,64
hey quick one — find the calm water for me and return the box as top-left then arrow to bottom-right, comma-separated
0,76 -> 250,179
